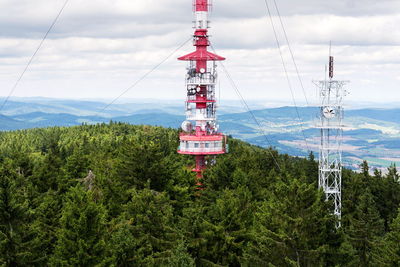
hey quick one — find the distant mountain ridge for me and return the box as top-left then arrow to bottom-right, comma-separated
1,98 -> 399,169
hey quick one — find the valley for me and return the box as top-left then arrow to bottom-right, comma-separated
1,98 -> 399,169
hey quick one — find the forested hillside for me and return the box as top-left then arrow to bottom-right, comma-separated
0,123 -> 399,266
2,98 -> 400,169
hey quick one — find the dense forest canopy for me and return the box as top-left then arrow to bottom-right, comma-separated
0,122 -> 399,266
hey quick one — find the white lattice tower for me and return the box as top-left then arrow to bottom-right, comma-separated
316,56 -> 348,227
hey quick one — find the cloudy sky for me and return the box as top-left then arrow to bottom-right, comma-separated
0,0 -> 399,106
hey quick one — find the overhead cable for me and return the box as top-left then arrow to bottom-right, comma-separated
263,0 -> 311,152
272,0 -> 310,107
0,0 -> 70,112
217,59 -> 282,171
99,37 -> 192,113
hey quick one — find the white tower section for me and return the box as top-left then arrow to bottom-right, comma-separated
316,56 -> 348,227
195,11 -> 208,29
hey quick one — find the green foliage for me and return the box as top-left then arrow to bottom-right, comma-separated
347,189 -> 385,266
377,208 -> 400,266
166,240 -> 196,267
0,161 -> 33,266
180,187 -> 254,266
49,186 -> 109,266
29,191 -> 61,264
244,177 -> 337,266
0,123 -> 397,265
108,188 -> 179,265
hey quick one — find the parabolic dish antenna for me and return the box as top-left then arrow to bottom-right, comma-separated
181,121 -> 193,132
323,107 -> 336,119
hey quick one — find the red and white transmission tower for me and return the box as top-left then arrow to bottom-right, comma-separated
178,0 -> 227,188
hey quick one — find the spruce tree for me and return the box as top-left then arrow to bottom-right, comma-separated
115,137 -> 172,192
305,151 -> 319,186
244,176 -> 337,266
63,138 -> 90,182
347,189 -> 385,266
375,208 -> 400,266
181,187 -> 254,266
29,191 -> 61,265
0,162 -> 33,266
49,186 -> 109,266
109,188 -> 178,265
360,160 -> 370,178
387,163 -> 399,183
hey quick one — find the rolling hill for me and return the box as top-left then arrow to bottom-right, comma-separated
1,97 -> 399,169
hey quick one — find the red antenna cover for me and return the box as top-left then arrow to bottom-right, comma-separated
195,0 -> 208,11
178,50 -> 225,61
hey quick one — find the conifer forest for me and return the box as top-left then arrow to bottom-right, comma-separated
0,123 -> 400,266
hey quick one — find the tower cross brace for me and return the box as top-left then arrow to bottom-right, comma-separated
316,56 -> 348,227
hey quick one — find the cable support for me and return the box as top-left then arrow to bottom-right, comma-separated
263,0 -> 311,153
0,0 -> 70,112
99,37 -> 192,113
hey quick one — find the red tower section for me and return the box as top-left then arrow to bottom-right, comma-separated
178,0 -> 227,188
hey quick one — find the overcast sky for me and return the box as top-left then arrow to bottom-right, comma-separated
0,0 -> 399,106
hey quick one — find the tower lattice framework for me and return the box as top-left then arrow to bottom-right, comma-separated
316,56 -> 348,226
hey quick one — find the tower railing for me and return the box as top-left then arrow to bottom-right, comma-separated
186,71 -> 216,85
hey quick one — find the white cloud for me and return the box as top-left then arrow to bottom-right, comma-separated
0,0 -> 399,105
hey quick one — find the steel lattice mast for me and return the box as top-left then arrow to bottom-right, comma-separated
178,0 -> 227,188
316,55 -> 348,227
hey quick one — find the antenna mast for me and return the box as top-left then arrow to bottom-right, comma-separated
316,49 -> 348,227
178,0 -> 227,189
